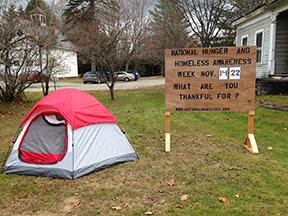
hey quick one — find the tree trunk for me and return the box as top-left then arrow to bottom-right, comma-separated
110,87 -> 114,100
44,78 -> 49,96
107,76 -> 115,100
39,47 -> 46,96
125,58 -> 131,71
91,57 -> 96,71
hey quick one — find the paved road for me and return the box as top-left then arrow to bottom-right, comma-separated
24,76 -> 165,92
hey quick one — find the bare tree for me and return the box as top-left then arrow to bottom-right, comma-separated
0,3 -> 73,101
120,0 -> 151,71
179,0 -> 233,47
0,5 -> 41,102
94,1 -> 129,99
64,0 -> 148,100
64,0 -> 117,71
34,26 -> 71,96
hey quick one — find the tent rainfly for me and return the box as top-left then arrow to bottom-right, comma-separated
1,88 -> 138,179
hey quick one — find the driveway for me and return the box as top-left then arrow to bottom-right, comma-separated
24,76 -> 165,92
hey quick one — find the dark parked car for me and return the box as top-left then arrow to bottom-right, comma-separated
125,70 -> 139,81
19,71 -> 48,82
83,71 -> 108,84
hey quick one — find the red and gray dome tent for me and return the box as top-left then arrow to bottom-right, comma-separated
2,89 -> 138,179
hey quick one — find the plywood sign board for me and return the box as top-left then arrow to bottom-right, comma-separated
165,46 -> 257,112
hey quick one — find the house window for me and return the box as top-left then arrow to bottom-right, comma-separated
242,37 -> 248,46
256,31 -> 263,63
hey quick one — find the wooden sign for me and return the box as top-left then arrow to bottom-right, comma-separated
165,46 -> 257,112
165,46 -> 259,154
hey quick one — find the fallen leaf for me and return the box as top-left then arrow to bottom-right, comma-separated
206,134 -> 212,138
72,201 -> 80,207
167,179 -> 175,186
145,211 -> 153,215
124,203 -> 129,208
159,131 -> 162,134
113,196 -> 118,200
158,199 -> 166,205
206,153 -> 209,156
218,197 -> 230,204
111,206 -> 122,210
229,167 -> 234,170
234,194 -> 239,198
267,146 -> 273,151
177,153 -> 184,156
176,204 -> 183,208
180,194 -> 189,201
138,134 -> 143,137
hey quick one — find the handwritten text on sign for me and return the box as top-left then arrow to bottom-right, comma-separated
165,46 -> 257,112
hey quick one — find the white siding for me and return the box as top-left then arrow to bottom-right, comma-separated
50,49 -> 78,78
236,15 -> 271,78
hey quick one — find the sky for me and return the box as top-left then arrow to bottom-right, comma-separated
3,0 -> 156,18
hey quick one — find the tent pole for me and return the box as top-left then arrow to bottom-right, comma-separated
1,126 -> 22,173
117,122 -> 140,160
72,129 -> 75,181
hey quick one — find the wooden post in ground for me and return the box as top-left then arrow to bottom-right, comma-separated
165,112 -> 170,153
243,111 -> 259,154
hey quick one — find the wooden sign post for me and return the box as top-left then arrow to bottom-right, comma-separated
243,111 -> 259,153
165,46 -> 258,154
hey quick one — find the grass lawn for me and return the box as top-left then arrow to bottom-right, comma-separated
0,87 -> 288,215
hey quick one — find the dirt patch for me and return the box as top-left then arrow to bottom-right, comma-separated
255,99 -> 288,112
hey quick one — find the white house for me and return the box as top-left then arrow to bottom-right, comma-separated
30,7 -> 78,78
232,0 -> 288,78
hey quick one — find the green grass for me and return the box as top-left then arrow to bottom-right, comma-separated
257,94 -> 288,106
1,89 -> 288,215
